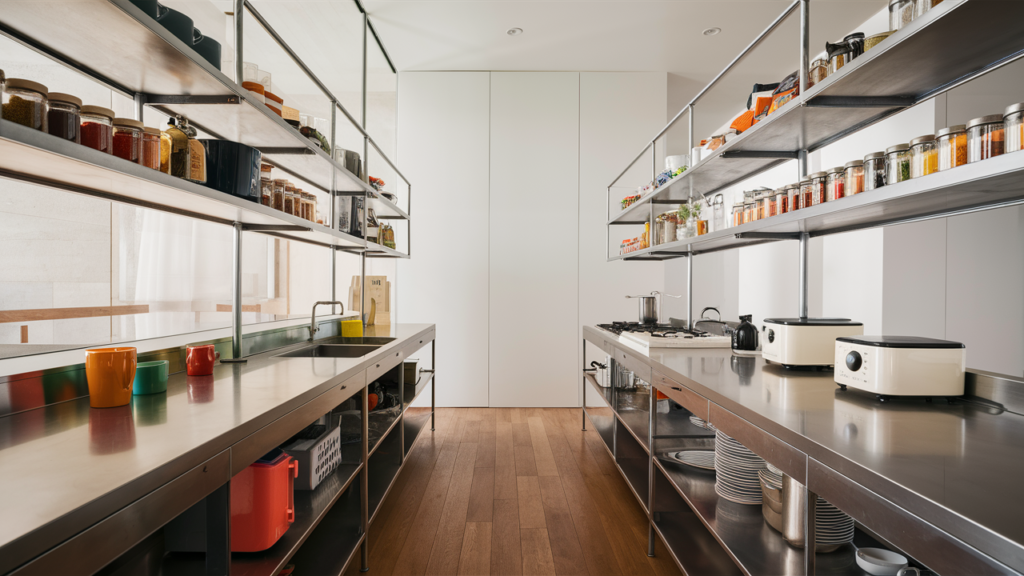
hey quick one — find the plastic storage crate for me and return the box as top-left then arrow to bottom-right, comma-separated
282,424 -> 341,491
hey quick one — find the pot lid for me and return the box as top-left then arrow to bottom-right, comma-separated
764,318 -> 863,326
837,335 -> 964,349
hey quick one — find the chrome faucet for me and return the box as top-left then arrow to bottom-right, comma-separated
309,301 -> 345,341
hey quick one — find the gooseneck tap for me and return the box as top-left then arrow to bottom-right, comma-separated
309,301 -> 345,341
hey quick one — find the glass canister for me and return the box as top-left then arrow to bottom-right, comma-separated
283,184 -> 297,216
825,167 -> 845,201
304,192 -> 316,221
46,92 -> 81,143
766,192 -> 778,218
141,126 -> 161,170
732,202 -> 744,227
272,179 -> 287,212
826,42 -> 852,76
81,105 -> 115,154
967,114 -> 1004,163
808,59 -> 828,87
1005,103 -> 1024,154
844,160 -> 864,196
936,125 -> 967,171
909,134 -> 938,178
864,152 -> 886,191
713,194 -> 725,232
743,195 -> 755,224
914,0 -> 942,18
885,144 -> 911,183
755,192 -> 767,221
889,0 -> 914,31
774,188 -> 788,215
260,176 -> 272,207
800,180 -> 813,209
2,78 -> 48,131
242,62 -> 265,104
164,117 -> 190,178
809,172 -> 827,205
113,118 -> 144,164
786,183 -> 801,211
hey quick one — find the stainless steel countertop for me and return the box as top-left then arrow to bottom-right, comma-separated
0,323 -> 434,570
585,325 -> 1024,572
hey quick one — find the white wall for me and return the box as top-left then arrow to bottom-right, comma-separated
399,70 -> 666,407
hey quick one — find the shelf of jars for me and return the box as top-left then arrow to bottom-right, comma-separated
607,0 -> 1024,225
0,0 -> 394,198
337,190 -> 411,222
610,148 -> 1024,261
0,118 -> 367,250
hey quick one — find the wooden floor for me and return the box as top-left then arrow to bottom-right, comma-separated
346,408 -> 682,576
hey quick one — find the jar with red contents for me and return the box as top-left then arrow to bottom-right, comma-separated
113,118 -> 144,164
785,183 -> 800,211
809,171 -> 827,205
141,126 -> 161,170
766,191 -> 778,217
799,180 -> 812,208
825,166 -> 845,202
774,188 -> 788,215
80,105 -> 115,154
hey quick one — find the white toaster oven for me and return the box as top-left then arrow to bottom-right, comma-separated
834,336 -> 966,397
761,318 -> 863,368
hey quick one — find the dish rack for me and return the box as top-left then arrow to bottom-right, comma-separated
282,424 -> 341,491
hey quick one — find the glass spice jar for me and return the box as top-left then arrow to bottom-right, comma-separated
80,105 -> 115,154
864,152 -> 886,191
242,62 -> 265,104
46,93 -> 81,143
800,180 -> 813,209
272,179 -> 287,212
284,185 -> 298,216
2,78 -> 48,131
141,126 -> 161,170
889,0 -> 914,31
844,160 -> 865,196
732,202 -> 744,227
808,59 -> 828,87
886,144 -> 911,184
914,0 -> 942,19
164,117 -> 190,178
785,183 -> 801,211
765,192 -> 777,218
260,177 -> 273,207
826,167 -> 845,202
774,188 -> 788,215
743,195 -> 755,224
306,193 -> 318,221
755,193 -> 767,221
909,134 -> 938,178
1005,103 -> 1024,154
967,114 -> 1004,163
113,118 -> 144,164
809,172 -> 828,205
936,125 -> 967,171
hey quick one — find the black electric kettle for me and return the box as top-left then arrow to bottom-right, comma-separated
732,314 -> 759,352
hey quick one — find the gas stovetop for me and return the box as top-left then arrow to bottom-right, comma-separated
597,322 -> 732,349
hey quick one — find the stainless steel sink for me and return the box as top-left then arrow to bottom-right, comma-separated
278,343 -> 383,358
316,336 -> 396,346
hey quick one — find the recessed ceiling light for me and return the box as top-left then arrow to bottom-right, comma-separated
507,28 -> 523,36
703,27 -> 721,36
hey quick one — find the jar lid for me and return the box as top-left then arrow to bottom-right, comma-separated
1003,102 -> 1024,118
864,151 -> 886,160
809,171 -> 827,179
48,92 -> 82,107
888,0 -> 905,7
5,78 -> 48,95
799,180 -> 811,185
909,134 -> 936,146
826,166 -> 845,174
785,183 -> 800,189
144,126 -> 162,135
80,105 -> 115,119
844,160 -> 864,168
967,114 -> 1004,129
936,125 -> 966,138
113,117 -> 144,129
886,143 -> 910,153
844,32 -> 865,42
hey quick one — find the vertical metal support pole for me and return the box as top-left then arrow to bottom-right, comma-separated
361,12 -> 369,179
133,93 -> 145,122
361,250 -> 367,327
399,366 -> 405,465
360,385 -> 369,572
804,486 -> 817,575
798,232 -> 809,319
606,186 -> 610,261
652,141 -> 657,183
799,0 -> 810,96
798,149 -> 809,179
686,254 -> 693,330
647,384 -> 656,557
687,104 -> 694,154
430,339 -> 436,431
231,222 -> 243,360
330,105 -> 338,315
233,0 -> 244,84
582,339 -> 587,431
205,480 -> 230,576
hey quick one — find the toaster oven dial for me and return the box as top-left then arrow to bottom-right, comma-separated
767,329 -> 774,343
845,351 -> 862,372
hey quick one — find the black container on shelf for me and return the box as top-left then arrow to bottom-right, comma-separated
155,3 -> 194,46
128,0 -> 160,19
199,140 -> 262,203
191,28 -> 221,69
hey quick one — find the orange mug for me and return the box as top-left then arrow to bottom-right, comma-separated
187,344 -> 220,376
85,347 -> 138,408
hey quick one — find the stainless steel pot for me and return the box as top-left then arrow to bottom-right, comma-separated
626,294 -> 658,324
654,219 -> 676,245
781,474 -> 843,553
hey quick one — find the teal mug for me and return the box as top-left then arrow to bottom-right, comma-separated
133,360 -> 169,395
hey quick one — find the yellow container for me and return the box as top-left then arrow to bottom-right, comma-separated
341,319 -> 363,338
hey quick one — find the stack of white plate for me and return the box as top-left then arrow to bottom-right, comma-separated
667,450 -> 716,470
759,464 -> 854,545
690,415 -> 716,431
714,430 -> 766,504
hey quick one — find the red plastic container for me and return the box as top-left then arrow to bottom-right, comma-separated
230,449 -> 298,552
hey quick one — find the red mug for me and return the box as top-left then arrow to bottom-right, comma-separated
186,344 -> 220,376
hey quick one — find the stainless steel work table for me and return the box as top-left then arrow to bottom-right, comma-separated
0,323 -> 435,575
583,325 -> 1024,575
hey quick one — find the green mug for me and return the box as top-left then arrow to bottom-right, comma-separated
133,360 -> 169,395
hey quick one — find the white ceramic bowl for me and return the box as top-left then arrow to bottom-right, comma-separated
856,548 -> 908,576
